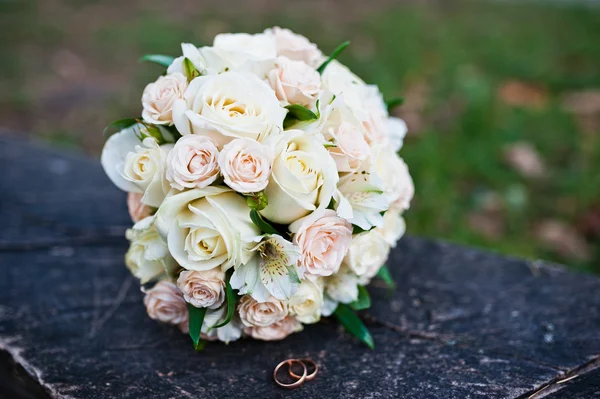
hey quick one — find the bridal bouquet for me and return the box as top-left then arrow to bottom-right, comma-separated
101,27 -> 413,350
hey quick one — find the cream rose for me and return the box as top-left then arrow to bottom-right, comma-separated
142,73 -> 187,125
344,231 -> 390,284
291,209 -> 352,278
375,149 -> 414,208
127,192 -> 152,222
268,57 -> 321,108
260,131 -> 338,224
101,124 -> 146,194
288,279 -> 323,324
376,207 -> 406,248
166,135 -> 220,190
144,281 -> 188,329
177,269 -> 226,309
218,138 -> 273,193
155,187 -> 261,271
266,27 -> 322,66
238,295 -> 288,327
245,316 -> 303,341
173,71 -> 286,146
125,217 -> 178,283
213,32 -> 277,67
121,137 -> 172,208
325,268 -> 359,304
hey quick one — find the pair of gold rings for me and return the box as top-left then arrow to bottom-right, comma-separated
273,358 -> 319,389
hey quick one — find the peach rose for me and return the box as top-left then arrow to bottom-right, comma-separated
142,73 -> 188,125
144,281 -> 188,329
291,209 -> 353,278
266,27 -> 322,66
177,269 -> 226,309
244,316 -> 303,341
326,122 -> 370,172
217,138 -> 273,193
268,57 -> 321,108
127,192 -> 152,222
238,295 -> 287,327
166,135 -> 220,190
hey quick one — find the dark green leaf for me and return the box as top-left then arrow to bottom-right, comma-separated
349,285 -> 371,310
317,41 -> 350,74
139,54 -> 175,68
283,104 -> 319,129
184,57 -> 200,80
187,304 -> 207,351
376,265 -> 396,291
249,210 -> 279,235
209,281 -> 236,330
103,118 -> 139,137
386,97 -> 404,113
334,304 -> 374,349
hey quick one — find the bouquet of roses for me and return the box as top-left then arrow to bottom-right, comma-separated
101,27 -> 413,350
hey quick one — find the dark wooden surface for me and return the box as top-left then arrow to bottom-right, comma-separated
0,136 -> 599,399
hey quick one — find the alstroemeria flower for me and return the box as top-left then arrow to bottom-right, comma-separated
230,235 -> 302,302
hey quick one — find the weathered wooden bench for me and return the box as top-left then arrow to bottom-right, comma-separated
1,136 -> 599,398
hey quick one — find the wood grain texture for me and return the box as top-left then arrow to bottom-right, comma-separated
0,136 -> 598,398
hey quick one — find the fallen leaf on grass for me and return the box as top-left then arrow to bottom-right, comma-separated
535,220 -> 590,262
393,81 -> 430,136
467,211 -> 505,240
497,80 -> 548,109
560,90 -> 600,115
503,142 -> 546,179
577,204 -> 600,240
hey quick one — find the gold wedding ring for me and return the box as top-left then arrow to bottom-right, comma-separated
273,359 -> 307,389
288,358 -> 318,381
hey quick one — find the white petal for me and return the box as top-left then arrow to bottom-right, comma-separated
101,126 -> 143,193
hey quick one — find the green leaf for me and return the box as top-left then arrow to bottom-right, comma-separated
376,265 -> 396,291
184,57 -> 200,80
349,285 -> 371,310
386,97 -> 404,113
139,54 -> 175,68
187,303 -> 207,351
317,41 -> 350,74
209,281 -> 236,330
249,210 -> 279,235
334,304 -> 374,349
103,118 -> 139,137
283,104 -> 319,129
246,191 -> 268,211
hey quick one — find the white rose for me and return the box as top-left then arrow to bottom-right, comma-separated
142,73 -> 187,125
173,72 -> 286,146
376,207 -> 406,248
177,268 -> 226,309
244,316 -> 303,341
101,124 -> 145,194
213,32 -> 277,67
144,281 -> 188,330
155,187 -> 261,271
260,131 -> 338,224
166,135 -> 220,190
238,295 -> 288,327
321,60 -> 365,96
375,150 -> 414,208
266,27 -> 322,66
218,138 -> 273,193
125,216 -> 178,283
268,57 -> 321,108
344,231 -> 390,284
119,137 -> 172,208
386,116 -> 408,152
325,268 -> 359,304
288,279 -> 323,324
291,209 -> 352,278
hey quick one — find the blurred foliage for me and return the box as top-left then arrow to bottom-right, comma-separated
1,0 -> 599,272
